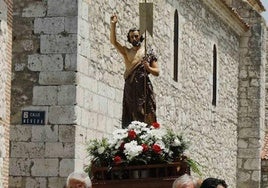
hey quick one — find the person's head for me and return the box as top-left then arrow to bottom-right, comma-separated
127,28 -> 144,47
66,171 -> 92,188
172,174 -> 196,188
200,178 -> 227,188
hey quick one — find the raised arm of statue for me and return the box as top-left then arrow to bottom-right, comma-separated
110,14 -> 126,57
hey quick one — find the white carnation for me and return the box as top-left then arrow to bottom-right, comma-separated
124,141 -> 143,160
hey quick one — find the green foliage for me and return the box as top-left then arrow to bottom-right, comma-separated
186,157 -> 203,177
86,138 -> 112,167
84,121 -> 202,178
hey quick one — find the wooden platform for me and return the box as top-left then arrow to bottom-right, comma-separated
92,162 -> 190,188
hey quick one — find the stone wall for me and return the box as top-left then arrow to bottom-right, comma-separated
262,26 -> 268,188
231,1 -> 267,187
9,0 -> 265,188
10,0 -> 77,187
0,0 -> 12,187
79,0 -> 241,187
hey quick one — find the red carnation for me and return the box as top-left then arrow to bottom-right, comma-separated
142,143 -> 149,152
114,156 -> 122,165
152,122 -> 160,129
152,144 -> 161,154
128,130 -> 137,140
119,142 -> 125,150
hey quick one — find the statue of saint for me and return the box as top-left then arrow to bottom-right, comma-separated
110,14 -> 159,128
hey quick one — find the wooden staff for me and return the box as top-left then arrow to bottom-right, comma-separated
139,0 -> 153,122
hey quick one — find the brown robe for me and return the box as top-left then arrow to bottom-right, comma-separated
122,60 -> 157,128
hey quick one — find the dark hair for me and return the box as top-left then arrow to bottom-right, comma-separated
200,178 -> 228,188
127,28 -> 144,43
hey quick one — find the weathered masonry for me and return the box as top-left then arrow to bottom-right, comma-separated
5,0 -> 268,188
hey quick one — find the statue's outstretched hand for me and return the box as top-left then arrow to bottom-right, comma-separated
111,14 -> 118,24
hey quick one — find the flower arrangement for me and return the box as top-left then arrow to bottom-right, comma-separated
86,121 -> 190,170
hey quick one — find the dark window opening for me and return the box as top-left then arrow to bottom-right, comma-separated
212,44 -> 217,106
173,9 -> 178,82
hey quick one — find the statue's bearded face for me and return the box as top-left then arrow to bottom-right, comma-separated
128,31 -> 141,47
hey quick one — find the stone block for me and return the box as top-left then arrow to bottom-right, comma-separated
237,172 -> 250,181
238,128 -> 259,138
65,16 -> 78,34
76,86 -> 84,107
39,71 -> 75,85
252,170 -> 261,182
28,54 -> 64,72
98,81 -> 116,100
77,73 -> 97,92
47,0 -> 78,16
59,125 -> 75,142
34,17 -> 64,34
238,148 -> 260,158
58,85 -> 76,105
87,111 -> 98,130
59,159 -> 74,177
77,55 -> 89,75
115,89 -> 123,103
81,108 -> 90,127
84,91 -> 99,112
40,35 -> 77,54
9,158 -> 32,176
237,139 -> 248,148
240,99 -> 248,107
107,100 -> 114,117
237,158 -> 243,169
244,158 -> 261,170
25,177 -> 47,188
250,79 -> 260,87
48,177 -> 66,188
78,18 -> 89,40
32,125 -> 58,142
98,96 -> 108,114
65,53 -> 77,71
33,86 -> 57,105
10,125 -> 32,141
75,125 -> 87,144
75,106 -> 82,126
10,142 -> 45,158
45,142 -> 74,158
97,114 -> 107,132
78,36 -> 90,58
248,138 -> 261,148
78,0 -> 88,21
31,159 -> 59,176
49,106 -> 77,124
248,88 -> 260,99
8,176 -> 23,188
74,143 -> 87,160
22,2 -> 46,17
14,39 -> 34,52
106,117 -> 117,134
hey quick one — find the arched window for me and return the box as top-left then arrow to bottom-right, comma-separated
173,9 -> 179,82
212,44 -> 217,106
